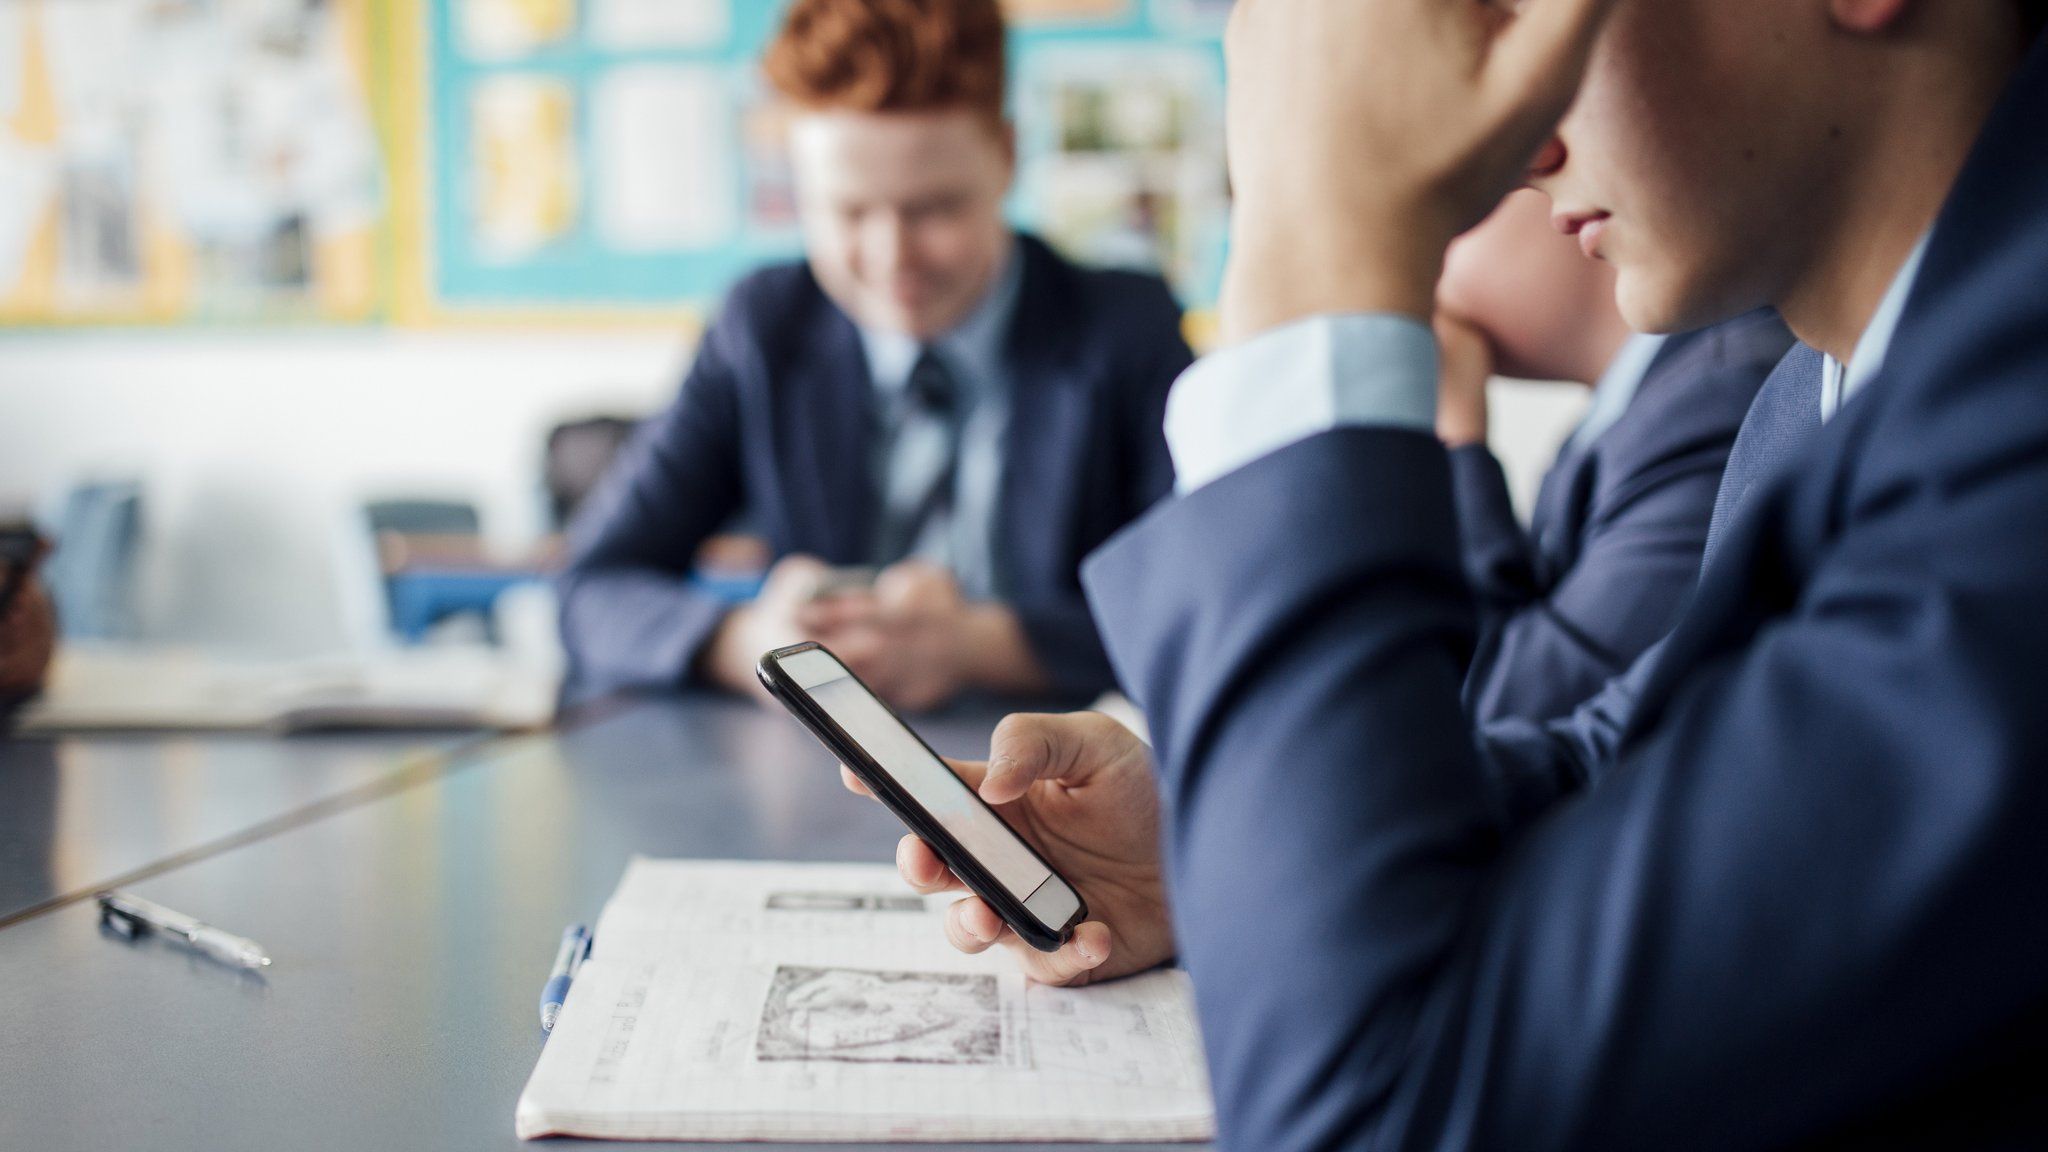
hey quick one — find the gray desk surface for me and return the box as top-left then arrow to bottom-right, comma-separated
0,696 -> 1207,1152
0,728 -> 478,926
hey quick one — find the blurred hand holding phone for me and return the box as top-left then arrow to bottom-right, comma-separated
806,565 -> 877,601
0,519 -> 56,695
794,561 -> 981,712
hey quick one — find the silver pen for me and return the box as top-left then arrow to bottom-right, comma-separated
97,890 -> 272,970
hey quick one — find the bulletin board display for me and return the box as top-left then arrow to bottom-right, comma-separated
394,0 -> 1232,324
0,0 -> 386,326
0,0 -> 1232,328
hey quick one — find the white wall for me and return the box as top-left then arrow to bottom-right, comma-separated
1489,377 -> 1594,510
0,330 -> 1587,654
0,330 -> 687,653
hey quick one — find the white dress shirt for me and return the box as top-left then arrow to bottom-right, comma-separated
1820,232 -> 1931,421
1561,333 -> 1670,456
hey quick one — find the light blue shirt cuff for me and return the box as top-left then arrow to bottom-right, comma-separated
1164,313 -> 1440,494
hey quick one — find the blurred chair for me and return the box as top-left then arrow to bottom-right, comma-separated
361,498 -> 525,645
43,479 -> 144,641
366,499 -> 481,540
540,414 -> 773,602
542,416 -> 639,531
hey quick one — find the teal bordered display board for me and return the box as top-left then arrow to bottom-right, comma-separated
419,0 -> 1230,318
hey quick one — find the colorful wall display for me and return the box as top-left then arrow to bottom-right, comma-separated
1,0 -> 1229,327
0,0 -> 385,325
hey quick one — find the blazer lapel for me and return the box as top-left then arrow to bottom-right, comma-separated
995,241 -> 1091,596
1529,445 -> 1594,576
777,302 -> 879,563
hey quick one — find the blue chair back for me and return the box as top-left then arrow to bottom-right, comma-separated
44,480 -> 144,641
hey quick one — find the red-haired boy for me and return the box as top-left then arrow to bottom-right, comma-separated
559,0 -> 1193,711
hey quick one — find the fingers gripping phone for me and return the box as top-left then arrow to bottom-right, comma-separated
758,642 -> 1086,952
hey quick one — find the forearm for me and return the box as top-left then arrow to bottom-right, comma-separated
697,603 -> 773,696
1466,437 -> 1731,729
557,566 -> 733,696
1223,209 -> 1442,344
1088,426 -> 2048,1149
955,603 -> 1054,697
1470,645 -> 1651,827
1085,430 -> 1497,1150
1447,442 -> 1541,609
1003,597 -> 1129,698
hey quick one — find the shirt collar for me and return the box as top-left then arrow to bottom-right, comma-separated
859,236 -> 1022,402
1820,229 -> 1932,421
1564,332 -> 1668,454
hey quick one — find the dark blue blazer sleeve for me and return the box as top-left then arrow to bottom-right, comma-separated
1454,432 -> 1700,727
1455,319 -> 1786,730
1433,443 -> 1645,828
1446,442 -> 1537,606
1081,410 -> 2048,1147
555,318 -> 747,697
1117,286 -> 1185,507
1082,51 -> 2048,1146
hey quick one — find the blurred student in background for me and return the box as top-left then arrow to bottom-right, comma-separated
557,0 -> 1191,711
0,535 -> 57,711
1434,189 -> 1791,727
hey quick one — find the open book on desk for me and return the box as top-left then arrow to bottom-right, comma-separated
15,645 -> 557,734
516,858 -> 1214,1143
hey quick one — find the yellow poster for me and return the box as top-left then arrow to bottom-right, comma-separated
1000,0 -> 1132,23
470,76 -> 580,262
458,0 -> 576,60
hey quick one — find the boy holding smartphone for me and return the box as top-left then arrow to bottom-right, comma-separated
865,0 -> 2048,1146
557,0 -> 1192,713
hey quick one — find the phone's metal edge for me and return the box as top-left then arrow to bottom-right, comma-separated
755,644 -> 1085,952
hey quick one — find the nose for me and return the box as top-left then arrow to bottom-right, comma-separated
863,212 -> 914,280
1525,136 -> 1567,185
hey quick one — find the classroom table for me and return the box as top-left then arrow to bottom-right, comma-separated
0,727 -> 478,927
0,695 -> 1209,1152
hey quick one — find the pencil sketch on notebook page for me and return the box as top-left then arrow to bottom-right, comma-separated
515,857 -> 1214,1143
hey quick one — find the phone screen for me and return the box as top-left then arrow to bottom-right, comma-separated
777,646 -> 1079,928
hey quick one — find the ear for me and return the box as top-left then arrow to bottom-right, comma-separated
1828,0 -> 1912,34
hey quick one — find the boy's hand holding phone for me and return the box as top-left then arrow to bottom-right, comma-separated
762,645 -> 1172,985
796,562 -> 969,711
796,562 -> 1050,712
720,559 -> 1050,711
703,555 -> 888,699
844,710 -> 1177,987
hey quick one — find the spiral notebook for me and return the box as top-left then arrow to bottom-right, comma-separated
514,858 -> 1214,1143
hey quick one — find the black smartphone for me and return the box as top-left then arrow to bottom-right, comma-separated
758,641 -> 1086,952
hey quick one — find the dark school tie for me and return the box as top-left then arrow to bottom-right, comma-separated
872,348 -> 962,566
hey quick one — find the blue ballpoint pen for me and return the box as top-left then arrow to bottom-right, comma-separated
539,923 -> 592,1033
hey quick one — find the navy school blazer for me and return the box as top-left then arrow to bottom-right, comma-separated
1081,30 -> 2048,1151
557,233 -> 1191,704
1450,310 -> 1793,728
